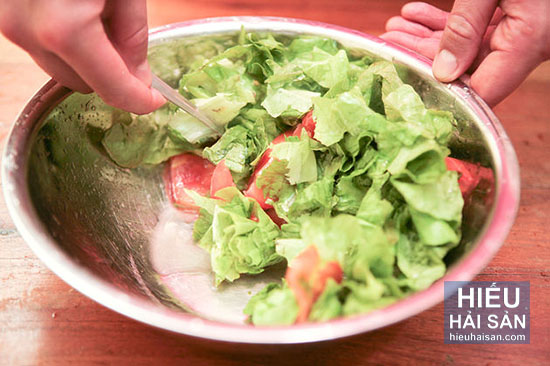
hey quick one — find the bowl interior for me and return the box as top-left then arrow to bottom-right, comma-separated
10,18 -> 514,342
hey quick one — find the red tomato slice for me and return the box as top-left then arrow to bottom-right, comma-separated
301,110 -> 316,139
445,157 -> 493,199
210,159 -> 236,198
271,128 -> 296,145
245,180 -> 272,209
285,245 -> 343,323
244,123 -> 308,209
168,153 -> 216,210
265,208 -> 286,227
245,120 -> 315,215
244,156 -> 275,209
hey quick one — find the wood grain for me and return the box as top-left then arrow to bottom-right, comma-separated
1,0 -> 549,365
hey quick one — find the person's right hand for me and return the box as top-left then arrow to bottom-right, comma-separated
382,1 -> 550,106
0,0 -> 165,114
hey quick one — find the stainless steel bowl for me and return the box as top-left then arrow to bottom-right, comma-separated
2,17 -> 520,343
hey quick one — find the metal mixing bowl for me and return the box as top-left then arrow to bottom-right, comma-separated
2,17 -> 520,343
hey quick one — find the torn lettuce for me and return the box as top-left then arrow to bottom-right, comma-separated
189,187 -> 283,285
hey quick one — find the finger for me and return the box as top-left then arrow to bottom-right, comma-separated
401,2 -> 450,31
467,25 -> 496,74
385,16 -> 433,37
381,31 -> 441,59
0,9 -> 90,93
43,19 -> 164,114
30,50 -> 92,93
470,49 -> 539,106
489,7 -> 504,26
104,0 -> 151,85
433,0 -> 499,82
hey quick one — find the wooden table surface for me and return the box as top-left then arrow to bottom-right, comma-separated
1,1 -> 549,365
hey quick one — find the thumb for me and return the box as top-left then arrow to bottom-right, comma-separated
105,0 -> 152,85
433,0 -> 499,82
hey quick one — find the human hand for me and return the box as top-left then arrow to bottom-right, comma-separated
0,0 -> 165,114
381,1 -> 550,106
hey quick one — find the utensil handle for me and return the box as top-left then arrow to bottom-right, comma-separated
151,74 -> 222,134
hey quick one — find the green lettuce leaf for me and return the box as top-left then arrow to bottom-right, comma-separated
309,279 -> 343,322
261,85 -> 320,118
291,47 -> 350,89
288,36 -> 339,57
202,125 -> 255,173
189,187 -> 283,285
391,170 -> 463,222
244,282 -> 299,326
269,132 -> 318,185
343,279 -> 397,316
396,234 -> 446,291
101,109 -> 196,168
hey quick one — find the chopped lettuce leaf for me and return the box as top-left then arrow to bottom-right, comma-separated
102,110 -> 196,168
312,88 -> 372,146
261,86 -> 320,118
167,109 -> 218,144
396,234 -> 446,291
270,132 -> 318,184
202,125 -> 255,173
410,208 -> 460,246
294,48 -> 350,89
288,36 -> 339,57
391,170 -> 464,222
308,279 -> 343,322
244,282 -> 299,325
192,94 -> 248,125
189,187 -> 283,284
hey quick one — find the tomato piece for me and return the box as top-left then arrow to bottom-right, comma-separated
445,157 -> 493,199
249,212 -> 259,222
244,124 -> 307,208
271,128 -> 296,145
210,159 -> 236,198
313,261 -> 343,295
285,245 -> 343,323
244,179 -> 273,209
168,153 -> 216,210
265,208 -> 286,227
301,110 -> 316,139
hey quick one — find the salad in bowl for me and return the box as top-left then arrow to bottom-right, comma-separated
98,29 -> 492,325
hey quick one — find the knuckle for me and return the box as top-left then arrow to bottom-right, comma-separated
116,24 -> 149,51
446,13 -> 482,42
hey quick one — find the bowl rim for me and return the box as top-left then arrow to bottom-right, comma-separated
1,16 -> 520,344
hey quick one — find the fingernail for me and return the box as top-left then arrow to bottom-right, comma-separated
433,49 -> 458,81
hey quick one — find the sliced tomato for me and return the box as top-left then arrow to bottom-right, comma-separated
265,208 -> 286,227
445,157 -> 494,199
271,128 -> 297,145
249,212 -> 259,222
244,156 -> 275,209
301,110 -> 316,139
244,123 -> 307,209
285,245 -> 343,323
168,153 -> 216,210
210,159 -> 236,198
